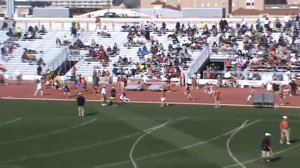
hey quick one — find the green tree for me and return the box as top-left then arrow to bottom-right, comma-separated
112,0 -> 123,6
123,0 -> 140,8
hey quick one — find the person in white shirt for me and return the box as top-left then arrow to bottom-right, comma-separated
34,80 -> 43,96
266,82 -> 273,92
101,85 -> 107,106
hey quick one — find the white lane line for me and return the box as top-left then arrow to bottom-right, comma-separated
0,118 -> 97,145
0,118 -> 22,127
136,120 -> 260,161
93,120 -> 261,168
223,142 -> 300,168
1,117 -> 188,164
3,97 -> 300,109
129,119 -> 171,168
226,120 -> 248,168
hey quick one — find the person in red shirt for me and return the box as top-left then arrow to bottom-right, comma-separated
225,58 -> 232,70
280,116 -> 291,145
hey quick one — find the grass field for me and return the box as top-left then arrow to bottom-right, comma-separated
0,99 -> 300,168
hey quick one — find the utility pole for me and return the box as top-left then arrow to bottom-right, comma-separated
6,0 -> 15,19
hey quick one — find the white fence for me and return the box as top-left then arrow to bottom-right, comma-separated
2,17 -> 264,32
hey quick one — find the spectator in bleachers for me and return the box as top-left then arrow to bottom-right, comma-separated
21,48 -> 37,63
1,21 -> 8,30
39,25 -> 47,34
63,35 -> 70,45
142,45 -> 149,55
37,64 -> 42,75
274,17 -> 282,29
56,38 -> 62,46
7,27 -> 22,37
71,24 -> 77,37
0,64 -> 7,72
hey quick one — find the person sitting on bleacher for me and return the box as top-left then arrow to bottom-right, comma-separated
62,35 -> 69,45
90,39 -> 97,48
39,25 -> 47,34
56,38 -> 62,46
24,29 -> 36,39
112,43 -> 119,54
0,64 -> 7,72
15,27 -> 22,38
107,46 -> 112,53
21,49 -> 37,63
1,21 -> 8,30
142,45 -> 149,55
274,17 -> 282,30
137,48 -> 144,60
71,39 -> 85,49
101,26 -> 111,38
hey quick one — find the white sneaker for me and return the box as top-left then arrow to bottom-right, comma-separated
287,142 -> 291,145
280,140 -> 283,144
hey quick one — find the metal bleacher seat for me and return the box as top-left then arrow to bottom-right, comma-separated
148,82 -> 167,91
1,30 -> 74,77
125,83 -> 143,91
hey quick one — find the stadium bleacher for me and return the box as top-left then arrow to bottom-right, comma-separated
1,17 -> 300,90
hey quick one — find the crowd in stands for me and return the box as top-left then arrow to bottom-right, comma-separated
205,15 -> 300,83
5,24 -> 47,40
57,20 -> 213,91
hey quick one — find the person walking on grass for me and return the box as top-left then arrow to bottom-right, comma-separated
34,80 -> 43,96
76,92 -> 85,117
280,115 -> 291,145
261,132 -> 272,162
213,87 -> 221,108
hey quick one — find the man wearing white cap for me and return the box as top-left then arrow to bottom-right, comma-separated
261,132 -> 272,162
76,92 -> 85,117
280,116 -> 291,145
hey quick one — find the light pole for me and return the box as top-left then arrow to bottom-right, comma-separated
6,0 -> 15,19
106,0 -> 111,14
